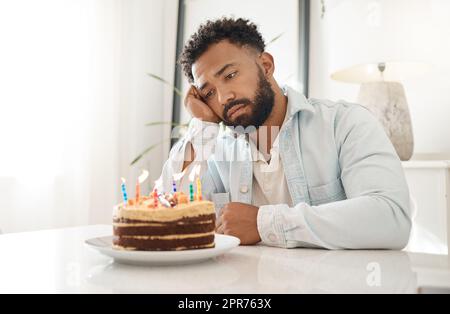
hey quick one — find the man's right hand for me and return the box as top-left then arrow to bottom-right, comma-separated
184,85 -> 221,123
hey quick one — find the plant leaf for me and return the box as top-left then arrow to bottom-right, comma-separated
147,73 -> 183,97
321,0 -> 326,19
267,32 -> 284,46
130,139 -> 169,166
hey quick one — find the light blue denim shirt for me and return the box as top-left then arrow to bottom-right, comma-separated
160,85 -> 412,250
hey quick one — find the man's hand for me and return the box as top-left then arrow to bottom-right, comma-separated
184,85 -> 221,123
216,202 -> 261,245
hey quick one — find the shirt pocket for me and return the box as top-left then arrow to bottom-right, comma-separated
308,178 -> 347,206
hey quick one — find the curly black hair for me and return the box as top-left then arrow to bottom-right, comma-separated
179,17 -> 266,83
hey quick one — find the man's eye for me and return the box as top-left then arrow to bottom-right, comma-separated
226,72 -> 237,79
205,90 -> 214,99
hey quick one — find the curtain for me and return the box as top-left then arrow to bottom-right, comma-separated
0,0 -> 177,233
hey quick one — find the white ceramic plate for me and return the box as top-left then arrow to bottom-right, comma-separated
85,234 -> 240,266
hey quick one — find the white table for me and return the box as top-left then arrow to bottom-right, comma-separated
1,225 -> 449,294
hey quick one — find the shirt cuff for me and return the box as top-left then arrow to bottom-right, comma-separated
257,205 -> 287,248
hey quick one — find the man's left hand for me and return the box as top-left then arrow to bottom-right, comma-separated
216,202 -> 261,245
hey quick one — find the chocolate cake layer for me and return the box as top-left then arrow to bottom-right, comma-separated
113,233 -> 215,251
113,200 -> 216,251
113,213 -> 216,225
113,221 -> 215,236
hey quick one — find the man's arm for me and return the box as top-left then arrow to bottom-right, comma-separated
158,85 -> 221,197
225,104 -> 412,250
181,85 -> 221,171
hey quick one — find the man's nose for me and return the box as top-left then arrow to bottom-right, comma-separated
217,88 -> 235,106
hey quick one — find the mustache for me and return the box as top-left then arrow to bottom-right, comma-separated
223,99 -> 252,118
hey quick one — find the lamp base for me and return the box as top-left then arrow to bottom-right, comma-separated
358,82 -> 414,161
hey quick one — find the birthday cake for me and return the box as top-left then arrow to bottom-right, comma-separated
113,193 -> 216,251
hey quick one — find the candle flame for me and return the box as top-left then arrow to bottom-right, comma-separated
121,177 -> 126,184
188,164 -> 201,182
154,177 -> 163,191
138,169 -> 149,184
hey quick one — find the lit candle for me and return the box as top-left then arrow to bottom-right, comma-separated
196,177 -> 202,200
136,169 -> 149,204
189,183 -> 194,202
172,170 -> 186,195
153,188 -> 158,208
172,181 -> 177,194
135,180 -> 140,203
188,164 -> 201,202
120,177 -> 128,205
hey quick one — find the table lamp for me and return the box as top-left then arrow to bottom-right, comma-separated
331,62 -> 427,161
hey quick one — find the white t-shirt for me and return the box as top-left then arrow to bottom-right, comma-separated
250,91 -> 293,208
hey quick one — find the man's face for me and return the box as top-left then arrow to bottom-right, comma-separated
192,40 -> 275,129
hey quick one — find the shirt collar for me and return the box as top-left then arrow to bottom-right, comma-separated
249,85 -> 308,162
282,84 -> 316,119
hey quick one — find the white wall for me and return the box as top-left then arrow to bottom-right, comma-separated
309,0 -> 450,155
116,0 -> 176,198
92,0 -> 177,225
179,0 -> 301,123
0,0 -> 176,233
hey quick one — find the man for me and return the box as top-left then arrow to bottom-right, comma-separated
159,17 -> 411,249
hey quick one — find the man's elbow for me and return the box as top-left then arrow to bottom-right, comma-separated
389,219 -> 411,250
385,203 -> 412,250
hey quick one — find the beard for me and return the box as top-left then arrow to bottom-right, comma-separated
222,67 -> 275,131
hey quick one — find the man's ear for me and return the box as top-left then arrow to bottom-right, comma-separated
259,52 -> 275,77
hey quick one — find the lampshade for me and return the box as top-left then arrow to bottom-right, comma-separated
357,82 -> 414,160
330,61 -> 426,161
331,62 -> 429,84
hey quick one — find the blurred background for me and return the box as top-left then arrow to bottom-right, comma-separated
0,0 -> 449,255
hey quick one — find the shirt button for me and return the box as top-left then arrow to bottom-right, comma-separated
240,185 -> 249,194
268,233 -> 277,242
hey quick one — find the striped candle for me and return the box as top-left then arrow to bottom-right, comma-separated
172,181 -> 177,194
120,178 -> 128,204
153,188 -> 158,208
189,183 -> 194,202
188,164 -> 201,202
196,177 -> 202,200
135,180 -> 140,203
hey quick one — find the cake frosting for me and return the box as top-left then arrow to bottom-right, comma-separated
113,193 -> 216,251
